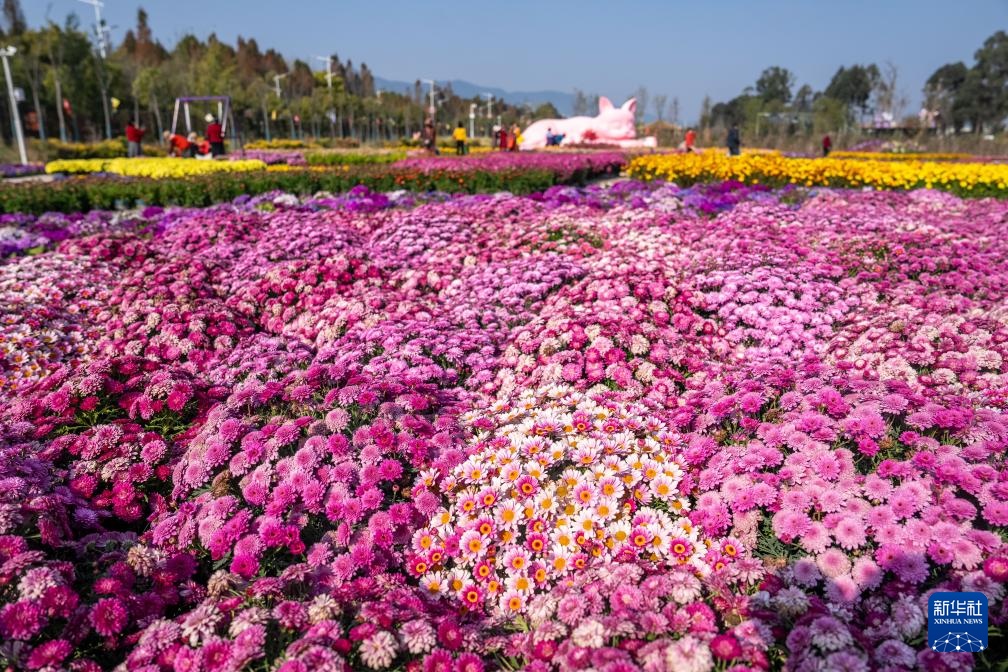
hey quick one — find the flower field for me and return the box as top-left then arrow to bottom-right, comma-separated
1,176 -> 1008,672
628,152 -> 1008,197
6,153 -> 626,215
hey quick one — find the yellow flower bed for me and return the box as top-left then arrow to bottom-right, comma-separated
627,152 -> 1008,197
739,148 -> 781,156
433,144 -> 494,154
829,151 -> 973,162
245,139 -> 310,150
45,158 -> 267,178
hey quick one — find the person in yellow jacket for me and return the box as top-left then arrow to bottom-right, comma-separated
509,123 -> 522,152
452,122 -> 468,155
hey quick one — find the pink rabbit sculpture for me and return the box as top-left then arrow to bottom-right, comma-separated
520,97 -> 657,150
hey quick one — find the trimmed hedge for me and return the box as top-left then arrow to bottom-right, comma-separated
34,139 -> 167,159
304,151 -> 406,166
244,138 -> 361,150
0,164 -> 615,214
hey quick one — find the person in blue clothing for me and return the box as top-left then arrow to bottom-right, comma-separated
727,124 -> 741,156
545,128 -> 566,146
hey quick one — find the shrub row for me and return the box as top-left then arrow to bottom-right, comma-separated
0,165 -> 608,214
33,138 -> 167,159
303,151 -> 405,166
243,137 -> 361,150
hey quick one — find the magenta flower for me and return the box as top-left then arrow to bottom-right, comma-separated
436,618 -> 464,651
89,597 -> 128,637
423,649 -> 454,672
454,652 -> 485,672
709,634 -> 743,661
26,639 -> 73,669
984,556 -> 1008,582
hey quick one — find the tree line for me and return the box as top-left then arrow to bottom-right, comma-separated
695,30 -> 1007,138
0,0 -> 553,146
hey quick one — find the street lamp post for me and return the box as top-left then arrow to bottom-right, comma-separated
0,47 -> 27,165
77,0 -> 112,139
422,79 -> 436,121
272,73 -> 291,138
484,93 -> 494,137
273,73 -> 288,99
469,103 -> 476,140
314,56 -> 333,89
315,56 -> 336,139
77,0 -> 108,58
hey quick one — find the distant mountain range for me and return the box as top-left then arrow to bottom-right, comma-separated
374,76 -> 576,117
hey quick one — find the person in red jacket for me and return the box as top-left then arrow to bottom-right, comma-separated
205,114 -> 225,156
822,134 -> 832,157
163,130 -> 191,157
126,120 -> 145,157
684,127 -> 697,153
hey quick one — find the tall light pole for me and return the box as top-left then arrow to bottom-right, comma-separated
484,93 -> 494,138
314,56 -> 333,89
422,79 -> 435,120
469,103 -> 476,140
315,56 -> 336,139
0,46 -> 26,165
77,0 -> 109,58
272,73 -> 293,139
273,73 -> 288,99
78,0 -> 112,139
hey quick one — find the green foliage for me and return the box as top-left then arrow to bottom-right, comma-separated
824,64 -> 880,114
245,138 -> 360,150
701,31 -> 1006,138
43,139 -> 127,158
812,97 -> 847,135
709,95 -> 754,129
972,31 -> 1008,128
0,165 -> 595,214
927,30 -> 1008,133
304,151 -> 404,166
755,514 -> 803,563
544,224 -> 604,249
33,138 -> 166,159
532,102 -> 561,120
756,66 -> 795,105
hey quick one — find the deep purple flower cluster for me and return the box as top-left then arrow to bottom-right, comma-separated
532,179 -> 785,214
394,151 -> 626,180
0,210 -> 153,258
230,150 -> 307,166
0,163 -> 45,178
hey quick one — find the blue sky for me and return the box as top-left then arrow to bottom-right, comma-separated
23,0 -> 1008,123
